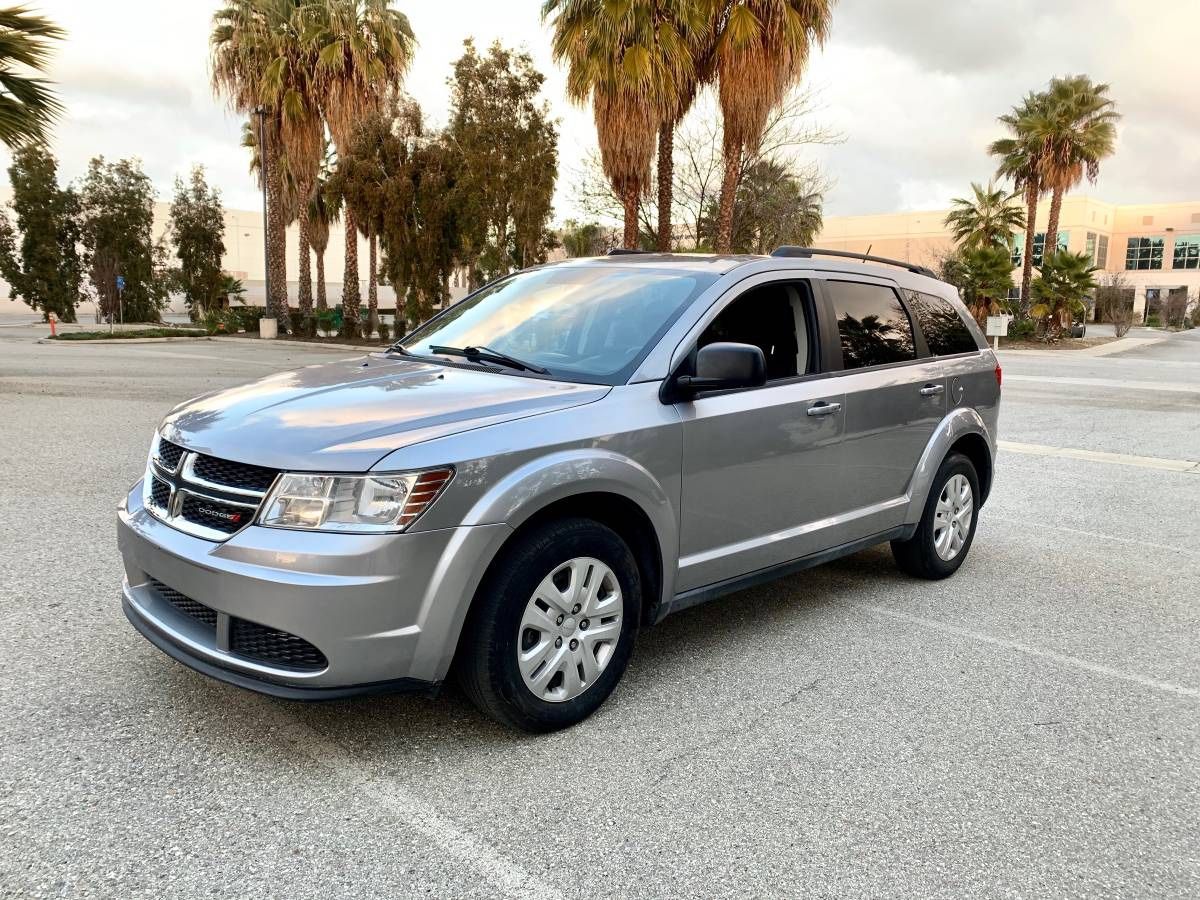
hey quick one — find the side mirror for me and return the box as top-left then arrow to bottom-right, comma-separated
675,342 -> 767,395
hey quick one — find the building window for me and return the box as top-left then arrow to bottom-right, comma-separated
1172,234 -> 1200,270
1097,235 -> 1109,268
1085,232 -> 1096,263
1010,232 -> 1067,267
1125,237 -> 1164,270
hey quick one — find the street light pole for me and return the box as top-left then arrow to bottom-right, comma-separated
254,106 -> 271,319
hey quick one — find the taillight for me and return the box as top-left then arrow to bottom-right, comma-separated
994,364 -> 1003,388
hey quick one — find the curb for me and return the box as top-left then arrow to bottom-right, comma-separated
209,336 -> 377,352
38,336 -> 212,345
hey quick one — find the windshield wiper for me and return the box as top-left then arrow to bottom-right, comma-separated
427,344 -> 548,374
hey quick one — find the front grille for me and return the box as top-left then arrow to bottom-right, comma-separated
146,441 -> 274,542
179,494 -> 251,535
231,618 -> 328,671
150,578 -> 217,628
156,438 -> 185,470
192,454 -> 278,493
149,475 -> 171,510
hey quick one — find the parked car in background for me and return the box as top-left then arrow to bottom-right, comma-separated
118,248 -> 1001,731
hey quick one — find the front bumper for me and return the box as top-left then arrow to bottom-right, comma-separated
118,481 -> 512,696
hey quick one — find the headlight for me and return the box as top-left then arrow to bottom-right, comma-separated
258,468 -> 453,533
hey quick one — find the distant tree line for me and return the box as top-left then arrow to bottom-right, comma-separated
0,145 -> 235,324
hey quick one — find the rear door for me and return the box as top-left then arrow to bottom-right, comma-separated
674,274 -> 846,592
814,275 -> 946,538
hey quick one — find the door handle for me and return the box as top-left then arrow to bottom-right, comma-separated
806,401 -> 842,417
918,384 -> 945,397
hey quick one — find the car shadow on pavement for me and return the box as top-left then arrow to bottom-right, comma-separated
148,544 -> 908,752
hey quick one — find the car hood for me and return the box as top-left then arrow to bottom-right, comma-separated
159,354 -> 610,471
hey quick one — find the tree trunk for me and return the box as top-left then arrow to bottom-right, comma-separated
714,144 -> 741,254
367,233 -> 378,333
342,209 -> 360,325
1044,186 -> 1064,264
622,184 -> 639,249
264,138 -> 289,328
656,121 -> 674,252
1019,180 -> 1038,318
315,251 -> 327,311
297,206 -> 313,321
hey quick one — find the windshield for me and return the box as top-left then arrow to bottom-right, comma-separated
398,266 -> 717,385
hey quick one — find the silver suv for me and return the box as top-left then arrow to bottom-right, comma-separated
119,249 -> 1001,731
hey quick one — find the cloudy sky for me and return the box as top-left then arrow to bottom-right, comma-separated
8,0 -> 1197,221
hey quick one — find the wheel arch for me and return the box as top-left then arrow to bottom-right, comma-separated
903,407 -> 995,525
435,451 -> 678,679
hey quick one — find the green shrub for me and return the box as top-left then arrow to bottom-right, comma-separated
314,308 -> 338,335
377,322 -> 390,342
1145,315 -> 1162,328
1006,318 -> 1036,340
232,305 -> 264,333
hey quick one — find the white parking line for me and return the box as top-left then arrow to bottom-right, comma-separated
983,513 -> 1200,558
1003,374 -> 1200,393
998,440 -> 1200,474
866,607 -> 1200,701
248,701 -> 563,900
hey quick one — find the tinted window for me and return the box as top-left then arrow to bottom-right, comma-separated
905,290 -> 979,356
400,266 -> 717,385
699,282 -> 813,380
826,281 -> 915,369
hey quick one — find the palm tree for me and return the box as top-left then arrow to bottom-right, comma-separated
0,7 -> 64,147
944,180 -> 1025,250
307,0 -> 415,329
1024,75 -> 1119,255
543,1 -> 702,250
212,0 -> 323,327
1031,249 -> 1097,337
989,91 -> 1046,317
955,244 -> 1015,325
308,147 -> 341,312
707,0 -> 833,254
654,3 -> 709,251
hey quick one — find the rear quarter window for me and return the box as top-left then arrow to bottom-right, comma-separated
825,280 -> 916,370
905,290 -> 981,356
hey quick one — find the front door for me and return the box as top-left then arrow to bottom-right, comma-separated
675,277 -> 846,593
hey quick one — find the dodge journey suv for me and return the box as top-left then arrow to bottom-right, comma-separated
119,248 -> 1001,731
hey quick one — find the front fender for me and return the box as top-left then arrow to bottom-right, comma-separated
460,448 -> 679,603
903,407 -> 994,525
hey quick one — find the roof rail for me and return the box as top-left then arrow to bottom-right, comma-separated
606,248 -> 654,256
771,246 -> 939,279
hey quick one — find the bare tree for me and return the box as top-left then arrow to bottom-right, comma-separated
572,88 -> 840,250
1094,272 -> 1135,337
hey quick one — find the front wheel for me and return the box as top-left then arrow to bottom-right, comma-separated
891,452 -> 980,579
457,517 -> 641,732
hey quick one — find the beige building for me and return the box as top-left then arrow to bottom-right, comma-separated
813,195 -> 1200,321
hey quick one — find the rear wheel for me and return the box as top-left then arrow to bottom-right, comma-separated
891,452 -> 979,579
457,517 -> 641,732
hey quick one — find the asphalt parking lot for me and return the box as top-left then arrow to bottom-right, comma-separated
2,326 -> 1197,898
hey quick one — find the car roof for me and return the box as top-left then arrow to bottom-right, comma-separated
548,252 -> 955,298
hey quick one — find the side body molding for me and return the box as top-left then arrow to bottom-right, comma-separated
459,450 -> 680,609
902,406 -> 994,525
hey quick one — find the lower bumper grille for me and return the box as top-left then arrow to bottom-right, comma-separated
231,619 -> 329,671
151,578 -> 217,628
146,579 -> 327,672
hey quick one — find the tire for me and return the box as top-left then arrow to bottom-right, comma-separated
891,452 -> 980,580
457,517 -> 642,732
